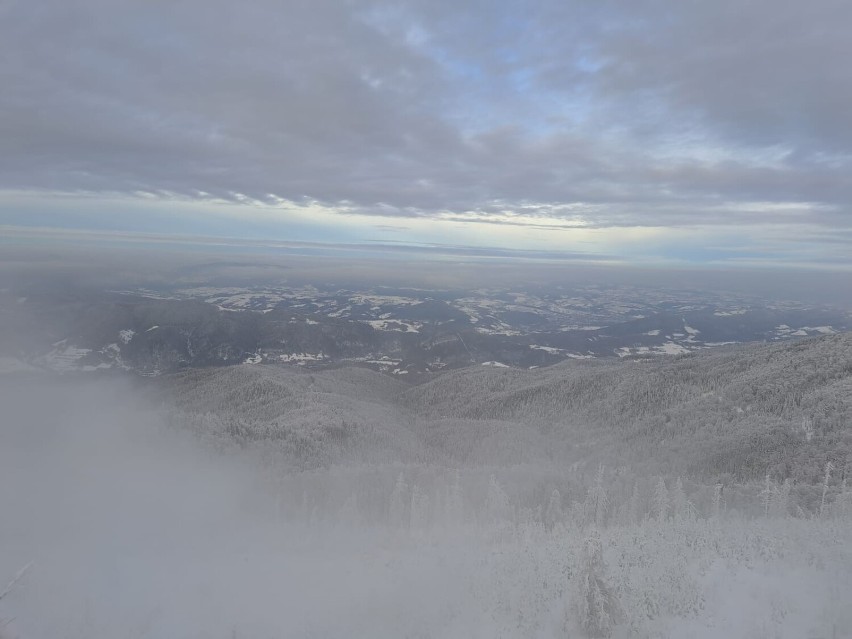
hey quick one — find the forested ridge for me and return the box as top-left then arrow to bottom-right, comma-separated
163,332 -> 852,484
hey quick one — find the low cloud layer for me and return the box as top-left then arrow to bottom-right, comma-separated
1,1 -> 851,265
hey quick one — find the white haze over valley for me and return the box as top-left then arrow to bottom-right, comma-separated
2,376 -> 851,639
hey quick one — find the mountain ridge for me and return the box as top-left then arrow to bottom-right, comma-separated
158,333 -> 852,483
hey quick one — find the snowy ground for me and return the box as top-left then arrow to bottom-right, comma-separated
1,379 -> 851,639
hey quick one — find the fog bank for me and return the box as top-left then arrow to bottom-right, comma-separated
2,375 -> 851,639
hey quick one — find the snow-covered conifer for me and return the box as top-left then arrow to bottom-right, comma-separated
760,472 -> 776,517
569,533 -> 621,637
820,461 -> 834,519
544,488 -> 563,532
486,474 -> 511,524
444,470 -> 464,526
670,477 -> 687,521
712,483 -> 724,520
653,478 -> 669,523
389,472 -> 409,529
410,484 -> 430,530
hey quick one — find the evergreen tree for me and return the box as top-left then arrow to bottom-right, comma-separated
444,470 -> 464,527
820,461 -> 834,519
670,477 -> 687,522
760,472 -> 776,517
389,472 -> 409,529
712,483 -> 724,520
569,533 -> 621,638
584,465 -> 609,528
653,478 -> 669,523
486,474 -> 510,524
544,488 -> 563,532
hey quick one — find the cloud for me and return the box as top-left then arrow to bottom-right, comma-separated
0,0 -> 851,265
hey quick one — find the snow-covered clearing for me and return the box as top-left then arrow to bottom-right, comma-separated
363,319 -> 422,333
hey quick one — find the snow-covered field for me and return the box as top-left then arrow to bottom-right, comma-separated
363,318 -> 423,333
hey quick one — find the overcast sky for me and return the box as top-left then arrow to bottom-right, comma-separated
2,0 -> 851,269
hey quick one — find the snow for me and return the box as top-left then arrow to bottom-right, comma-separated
347,294 -> 420,307
529,345 -> 565,354
243,353 -> 263,364
327,305 -> 352,318
481,361 -> 510,367
79,363 -> 113,372
363,319 -> 422,333
119,329 -> 135,344
278,352 -> 327,364
658,341 -> 690,355
475,326 -> 522,336
37,343 -> 94,372
803,325 -> 837,334
101,343 -> 120,356
774,325 -> 835,337
617,342 -> 691,357
362,358 -> 402,367
2,375 -> 852,639
644,330 -> 661,336
455,305 -> 481,323
0,357 -> 39,374
146,325 -> 160,332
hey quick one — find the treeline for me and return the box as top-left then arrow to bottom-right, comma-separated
247,462 -> 852,532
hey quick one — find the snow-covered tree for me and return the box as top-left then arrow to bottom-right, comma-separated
410,484 -> 430,530
712,483 -> 724,520
485,474 -> 511,524
670,477 -> 688,521
569,533 -> 621,638
544,488 -> 563,532
760,472 -> 776,517
584,465 -> 609,528
820,461 -> 834,519
444,470 -> 464,526
389,472 -> 409,529
653,478 -> 669,523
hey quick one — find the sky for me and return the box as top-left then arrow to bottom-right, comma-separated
1,0 -> 851,269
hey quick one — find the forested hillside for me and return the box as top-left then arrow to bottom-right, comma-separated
162,333 -> 852,484
4,332 -> 852,639
406,332 -> 852,482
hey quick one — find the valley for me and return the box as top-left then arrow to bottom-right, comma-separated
3,280 -> 849,378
